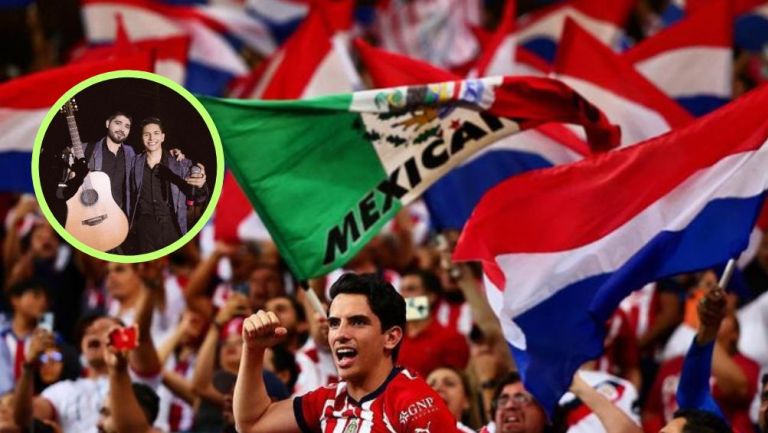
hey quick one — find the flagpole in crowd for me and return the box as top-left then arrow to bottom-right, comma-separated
718,258 -> 736,289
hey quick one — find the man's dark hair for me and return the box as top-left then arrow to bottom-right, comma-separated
271,343 -> 299,390
74,313 -> 123,344
107,111 -> 132,124
328,273 -> 406,361
762,372 -> 768,388
132,383 -> 160,424
8,278 -> 49,299
140,116 -> 164,133
673,409 -> 733,433
490,371 -> 522,416
402,269 -> 443,296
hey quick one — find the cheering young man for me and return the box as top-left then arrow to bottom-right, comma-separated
234,273 -> 461,433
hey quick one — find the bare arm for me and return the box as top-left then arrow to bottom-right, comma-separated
710,341 -> 750,400
105,342 -> 153,433
570,373 -> 642,433
184,244 -> 232,317
130,261 -> 165,376
191,293 -> 250,406
235,310 -> 298,433
162,370 -> 197,406
191,325 -> 226,407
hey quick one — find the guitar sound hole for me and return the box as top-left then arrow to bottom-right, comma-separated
80,189 -> 99,206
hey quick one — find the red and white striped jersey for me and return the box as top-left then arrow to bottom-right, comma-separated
293,367 -> 461,433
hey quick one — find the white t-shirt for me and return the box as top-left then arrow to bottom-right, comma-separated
293,339 -> 338,397
42,371 -> 160,433
559,370 -> 640,433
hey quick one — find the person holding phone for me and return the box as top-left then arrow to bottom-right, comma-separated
396,269 -> 469,378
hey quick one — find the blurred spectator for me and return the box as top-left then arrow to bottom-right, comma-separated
105,261 -> 186,347
597,308 -> 642,391
155,309 -> 207,432
99,327 -> 161,433
1,279 -> 49,382
644,311 -> 759,433
427,366 -> 482,430
653,280 -> 735,433
191,294 -> 287,433
292,295 -> 337,396
3,199 -> 84,343
398,269 -> 469,377
744,234 -> 768,301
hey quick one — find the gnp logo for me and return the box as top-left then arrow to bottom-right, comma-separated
399,397 -> 436,424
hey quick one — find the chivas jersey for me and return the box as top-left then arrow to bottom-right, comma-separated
293,367 -> 460,433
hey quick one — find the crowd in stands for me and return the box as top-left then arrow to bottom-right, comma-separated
0,195 -> 767,433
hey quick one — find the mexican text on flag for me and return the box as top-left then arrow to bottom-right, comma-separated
199,76 -> 620,279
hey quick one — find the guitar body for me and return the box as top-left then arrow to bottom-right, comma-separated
65,171 -> 129,252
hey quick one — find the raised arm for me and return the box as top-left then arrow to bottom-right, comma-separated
184,242 -> 233,317
676,285 -> 726,418
129,261 -> 164,376
235,310 -> 298,433
569,373 -> 642,433
191,293 -> 249,406
104,334 -> 154,433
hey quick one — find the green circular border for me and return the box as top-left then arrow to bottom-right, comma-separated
31,70 -> 224,263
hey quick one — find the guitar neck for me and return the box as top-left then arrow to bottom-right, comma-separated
65,114 -> 85,159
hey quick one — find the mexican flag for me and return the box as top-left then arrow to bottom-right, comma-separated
199,76 -> 619,279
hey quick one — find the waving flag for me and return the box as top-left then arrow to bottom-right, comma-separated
356,38 -> 593,229
245,0 -> 310,43
81,0 -> 273,95
216,1 -> 360,242
232,0 -> 359,99
71,15 -> 190,85
624,0 -> 732,117
0,54 -> 152,192
555,19 -> 693,147
374,0 -> 482,69
472,0 -> 518,77
454,82 -> 768,417
200,76 -> 619,278
516,0 -> 634,63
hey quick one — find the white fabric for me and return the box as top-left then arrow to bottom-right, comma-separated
293,339 -> 338,397
559,370 -> 640,433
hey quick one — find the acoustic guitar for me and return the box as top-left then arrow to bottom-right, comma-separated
60,99 -> 129,252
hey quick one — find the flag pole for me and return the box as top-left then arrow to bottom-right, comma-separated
301,281 -> 327,316
718,258 -> 736,289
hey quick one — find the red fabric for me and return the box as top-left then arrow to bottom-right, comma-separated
454,83 -> 768,261
598,309 -> 640,379
624,0 -> 731,63
13,338 -> 24,380
644,354 -> 759,433
168,360 -> 190,432
398,319 -> 469,377
296,368 -> 461,432
555,19 -> 693,128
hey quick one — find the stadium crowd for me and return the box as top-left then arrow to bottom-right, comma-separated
2,0 -> 768,432
0,194 -> 766,433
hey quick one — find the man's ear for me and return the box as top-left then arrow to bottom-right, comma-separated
384,325 -> 403,351
105,119 -> 110,129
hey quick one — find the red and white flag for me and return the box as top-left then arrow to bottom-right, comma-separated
554,19 -> 693,147
0,54 -> 153,192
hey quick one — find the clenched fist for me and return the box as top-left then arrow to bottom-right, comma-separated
242,310 -> 288,350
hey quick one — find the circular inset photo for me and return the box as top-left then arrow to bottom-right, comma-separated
32,70 -> 223,262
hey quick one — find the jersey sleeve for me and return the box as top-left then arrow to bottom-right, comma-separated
292,385 -> 333,433
676,338 -> 725,419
